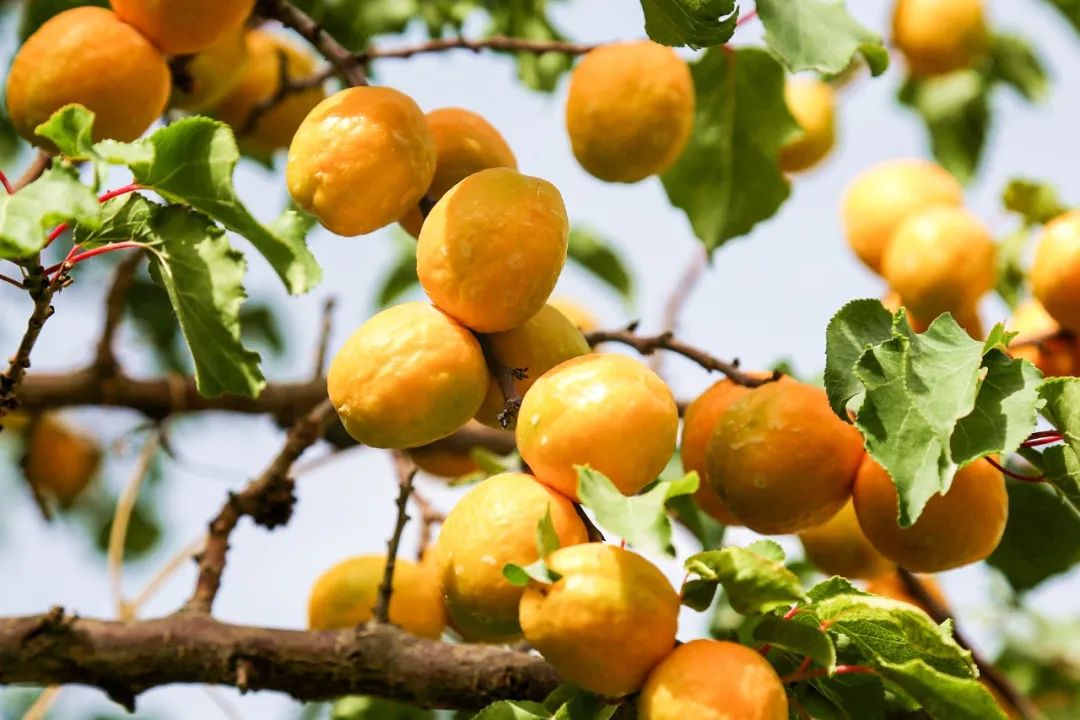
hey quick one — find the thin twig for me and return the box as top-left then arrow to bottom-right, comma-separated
95,253 -> 144,375
586,325 -> 778,387
410,485 -> 445,561
312,297 -> 336,380
374,451 -> 417,624
21,685 -> 61,720
0,260 -> 57,428
108,430 -> 162,620
361,35 -> 599,61
652,246 -> 708,374
257,0 -> 367,86
128,536 -> 206,616
478,335 -> 526,428
897,569 -> 1041,720
12,151 -> 51,192
0,273 -> 23,289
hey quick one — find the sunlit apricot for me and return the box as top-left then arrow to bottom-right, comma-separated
865,570 -> 948,614
111,0 -> 254,55
171,25 -> 249,112
23,413 -> 102,508
779,77 -> 836,173
1031,211 -> 1080,333
799,500 -> 895,579
892,0 -> 989,76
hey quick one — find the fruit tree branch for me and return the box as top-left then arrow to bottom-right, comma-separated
0,261 -> 58,428
257,0 -> 368,86
361,35 -> 599,61
651,246 -> 708,374
374,452 -> 418,623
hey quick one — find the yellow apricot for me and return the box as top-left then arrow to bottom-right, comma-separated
111,0 -> 254,55
516,353 -> 678,499
841,159 -> 964,273
864,570 -> 948,614
853,456 -> 1008,572
326,302 -> 488,449
23,413 -> 101,508
417,167 -> 568,332
638,639 -> 789,720
434,472 -> 589,642
798,500 -> 895,579
1031,211 -> 1080,333
886,290 -> 985,340
307,555 -> 444,639
882,206 -> 996,323
779,77 -> 836,173
1008,299 -> 1076,377
520,544 -> 679,697
213,30 -> 326,156
707,381 -> 864,535
565,40 -> 694,182
7,7 -> 170,146
408,424 -> 484,478
474,304 -> 591,430
549,297 -> 599,334
892,0 -> 989,76
171,25 -> 248,112
287,87 -> 435,237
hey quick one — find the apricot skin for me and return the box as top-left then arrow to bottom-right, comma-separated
798,500 -> 895,579
1032,211 -> 1080,333
892,0 -> 989,76
779,77 -> 836,173
110,0 -> 255,56
171,25 -> 249,113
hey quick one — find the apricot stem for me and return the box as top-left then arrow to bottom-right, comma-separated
736,8 -> 759,27
780,664 -> 874,685
983,455 -> 1045,483
0,170 -> 13,195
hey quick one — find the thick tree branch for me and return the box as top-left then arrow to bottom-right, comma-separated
0,611 -> 560,710
257,0 -> 367,86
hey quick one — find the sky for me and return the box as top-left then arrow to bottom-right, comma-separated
1,0 -> 1079,718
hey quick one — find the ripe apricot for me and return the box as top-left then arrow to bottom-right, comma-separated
865,570 -> 947,614
516,353 -> 678,499
638,639 -> 789,720
841,159 -> 964,273
565,40 -> 694,183
307,555 -> 444,639
1008,299 -> 1075,377
213,30 -> 326,155
520,544 -> 679,697
884,291 -> 984,340
171,25 -> 248,112
111,0 -> 254,56
706,381 -> 864,535
7,7 -> 170,146
882,206 -> 996,323
892,0 -> 989,76
23,413 -> 101,508
399,108 -> 517,237
288,87 -> 435,237
549,297 -> 599,333
417,167 -> 568,332
434,472 -> 589,642
798,500 -> 895,579
1031,211 -> 1080,333
408,423 -> 484,478
853,456 -> 1008,572
326,303 -> 488,449
474,304 -> 591,429
778,77 -> 836,173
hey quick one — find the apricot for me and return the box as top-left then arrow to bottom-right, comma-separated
326,302 -> 488,449
1008,299 -> 1075,377
549,297 -> 599,333
853,456 -> 1008,572
706,381 -> 864,535
7,7 -> 170,146
798,500 -> 895,579
474,304 -> 591,430
213,30 -> 326,156
516,353 -> 678,499
434,472 -> 589,642
1031,211 -> 1080,332
882,206 -> 996,323
288,87 -> 435,237
417,167 -> 568,332
23,413 -> 102,508
841,159 -> 964,273
111,0 -> 254,56
778,77 -> 836,173
565,40 -> 694,183
408,424 -> 484,478
171,25 -> 248,112
520,544 -> 679,697
307,555 -> 444,639
865,570 -> 948,614
892,0 -> 989,76
638,639 -> 789,720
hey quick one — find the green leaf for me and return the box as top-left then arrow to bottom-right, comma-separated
685,544 -> 806,615
75,194 -> 154,249
754,616 -> 836,673
661,48 -> 796,253
0,165 -> 101,260
567,227 -> 633,300
291,0 -> 417,51
331,696 -> 433,720
807,672 -> 887,720
502,558 -> 560,587
680,577 -> 719,611
988,480 -> 1080,593
1043,0 -> 1080,35
376,232 -> 420,307
1038,378 -> 1080,460
1039,444 -> 1080,514
576,467 -> 698,556
667,493 -> 726,550
1002,178 -> 1069,225
473,700 -> 550,720
987,34 -> 1048,101
951,350 -> 1043,465
899,70 -> 990,184
824,298 -> 895,419
876,660 -> 1008,720
639,0 -> 738,49
34,104 -> 96,159
19,0 -> 108,40
807,576 -> 870,603
536,505 -> 561,558
485,2 -> 575,92
756,0 -> 889,76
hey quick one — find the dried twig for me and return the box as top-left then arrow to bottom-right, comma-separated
313,297 -> 336,380
257,0 -> 367,86
478,335 -> 526,428
108,429 -> 162,620
374,451 -> 418,623
411,485 -> 445,561
361,35 -> 599,61
652,246 -> 708,374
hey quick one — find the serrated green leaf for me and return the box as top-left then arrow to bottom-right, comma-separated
330,696 -> 433,720
661,48 -> 796,253
988,480 -> 1080,593
747,538 -> 785,563
807,576 -> 870,603
899,71 -> 990,184
34,104 -> 96,159
0,164 -> 101,260
502,558 -> 560,587
376,233 -> 420,307
639,0 -> 737,49
754,616 -> 837,673
550,691 -> 619,720
951,350 -> 1043,465
1002,178 -> 1069,225
680,577 -> 719,611
1039,378 -> 1080,461
576,467 -> 698,556
807,672 -> 887,720
567,227 -> 633,300
1041,444 -> 1080,514
685,545 -> 806,615
75,195 -> 154,249
473,700 -> 551,720
988,34 -> 1047,101
876,660 -> 1008,720
667,493 -> 726,550
536,505 -> 561,558
756,0 -> 888,76
824,299 -> 896,419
